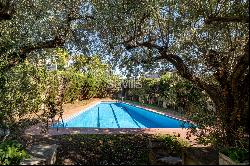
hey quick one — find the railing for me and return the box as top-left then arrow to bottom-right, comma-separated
56,113 -> 65,131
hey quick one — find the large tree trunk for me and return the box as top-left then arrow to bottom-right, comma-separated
124,12 -> 249,146
156,49 -> 248,147
216,102 -> 243,146
158,51 -> 248,147
205,78 -> 248,147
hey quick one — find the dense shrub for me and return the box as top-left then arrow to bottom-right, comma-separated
221,147 -> 249,163
0,63 -> 45,132
124,72 -> 211,115
0,140 -> 28,165
0,54 -> 120,134
58,70 -> 87,102
123,73 -> 218,146
153,134 -> 190,156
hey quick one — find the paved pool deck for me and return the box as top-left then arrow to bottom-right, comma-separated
25,98 -> 203,147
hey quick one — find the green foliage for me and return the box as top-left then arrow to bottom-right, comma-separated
58,69 -> 87,102
125,72 -> 211,115
56,134 -> 150,165
71,55 -> 119,99
0,62 -> 45,131
53,48 -> 69,70
0,140 -> 28,165
221,148 -> 249,163
153,134 -> 190,156
0,51 -> 120,133
124,72 -> 219,146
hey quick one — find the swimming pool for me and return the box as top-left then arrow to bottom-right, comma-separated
53,102 -> 193,128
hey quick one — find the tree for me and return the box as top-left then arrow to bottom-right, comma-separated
72,54 -> 116,99
1,0 -> 123,136
0,1 -> 15,21
0,0 -> 95,131
93,0 -> 249,147
0,0 -> 94,70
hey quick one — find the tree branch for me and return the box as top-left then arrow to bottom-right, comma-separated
3,36 -> 65,70
154,51 -> 223,102
155,53 -> 193,80
0,1 -> 15,21
125,40 -> 200,86
124,40 -> 223,103
124,40 -> 163,51
205,16 -> 249,24
121,12 -> 150,46
231,39 -> 249,81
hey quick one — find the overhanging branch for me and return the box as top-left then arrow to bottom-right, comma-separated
121,12 -> 150,46
124,41 -> 163,51
231,39 -> 249,81
154,51 -> 222,101
0,1 -> 15,21
155,52 -> 193,80
20,36 -> 64,55
205,16 -> 249,24
2,36 -> 65,70
124,39 -> 223,102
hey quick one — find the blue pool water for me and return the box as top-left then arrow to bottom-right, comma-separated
54,102 -> 193,128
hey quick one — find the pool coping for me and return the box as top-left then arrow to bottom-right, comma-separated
119,101 -> 191,123
25,126 -> 202,146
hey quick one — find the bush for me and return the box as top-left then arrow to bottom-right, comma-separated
0,140 -> 28,165
58,70 -> 87,102
221,147 -> 249,163
0,63 -> 45,132
153,134 -> 190,156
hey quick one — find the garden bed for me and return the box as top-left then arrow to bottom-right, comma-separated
18,134 -> 189,165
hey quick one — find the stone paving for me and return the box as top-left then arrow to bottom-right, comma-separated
20,144 -> 58,165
